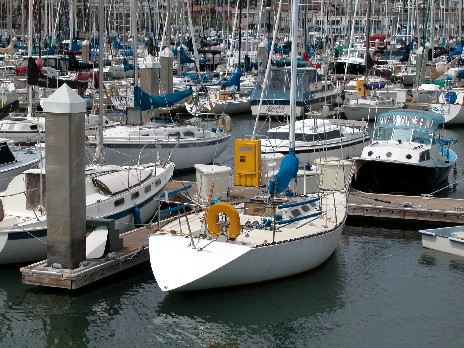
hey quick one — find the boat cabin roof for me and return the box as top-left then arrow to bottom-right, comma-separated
375,109 -> 445,132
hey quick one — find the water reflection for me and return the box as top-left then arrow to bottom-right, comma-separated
418,248 -> 464,275
157,251 -> 346,324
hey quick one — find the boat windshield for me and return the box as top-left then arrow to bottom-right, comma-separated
373,127 -> 433,144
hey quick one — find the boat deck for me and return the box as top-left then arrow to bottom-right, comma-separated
160,191 -> 347,247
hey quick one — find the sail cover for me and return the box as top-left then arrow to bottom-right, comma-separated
92,168 -> 152,195
134,86 -> 193,111
268,153 -> 299,195
222,66 -> 242,88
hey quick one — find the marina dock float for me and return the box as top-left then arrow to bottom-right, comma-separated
20,225 -> 157,289
348,190 -> 464,225
19,181 -> 464,289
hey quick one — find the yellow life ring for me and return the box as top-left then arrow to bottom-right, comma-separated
206,202 -> 241,240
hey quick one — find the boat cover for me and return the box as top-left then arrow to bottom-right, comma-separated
134,86 -> 193,111
268,152 -> 299,195
92,169 -> 152,195
222,66 -> 242,88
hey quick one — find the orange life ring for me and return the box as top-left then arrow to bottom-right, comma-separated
206,202 -> 241,240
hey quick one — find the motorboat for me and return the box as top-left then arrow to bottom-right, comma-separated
249,67 -> 338,117
0,162 -> 174,264
344,96 -> 402,121
352,109 -> 457,194
419,226 -> 464,257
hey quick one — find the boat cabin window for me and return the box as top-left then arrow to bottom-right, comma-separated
144,185 -> 152,193
114,198 -> 124,207
373,127 -> 432,144
269,129 -> 342,142
419,150 -> 431,162
131,191 -> 140,200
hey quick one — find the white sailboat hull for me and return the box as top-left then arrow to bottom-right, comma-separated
0,163 -> 174,264
150,219 -> 344,292
430,103 -> 464,125
344,104 -> 399,121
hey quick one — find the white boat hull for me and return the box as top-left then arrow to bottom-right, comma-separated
344,104 -> 399,121
213,99 -> 251,114
150,223 -> 343,291
430,103 -> 464,125
89,135 -> 231,170
0,163 -> 174,264
420,225 -> 464,257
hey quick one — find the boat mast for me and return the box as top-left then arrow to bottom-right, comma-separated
363,0 -> 372,94
289,0 -> 298,151
94,0 -> 105,164
27,0 -> 33,117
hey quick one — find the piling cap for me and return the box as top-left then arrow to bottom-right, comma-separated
141,54 -> 160,69
42,84 -> 86,114
160,47 -> 174,58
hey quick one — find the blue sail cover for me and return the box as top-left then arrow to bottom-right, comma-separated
134,86 -> 193,111
122,57 -> 134,72
177,46 -> 195,64
450,42 -> 462,58
222,66 -> 242,88
268,152 -> 299,195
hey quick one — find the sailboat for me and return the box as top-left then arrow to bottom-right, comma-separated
148,0 -> 349,292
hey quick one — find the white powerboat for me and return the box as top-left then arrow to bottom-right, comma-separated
419,226 -> 464,257
352,109 -> 457,194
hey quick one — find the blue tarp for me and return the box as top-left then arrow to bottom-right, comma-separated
134,86 -> 193,111
363,81 -> 387,90
222,66 -> 242,88
268,152 -> 299,195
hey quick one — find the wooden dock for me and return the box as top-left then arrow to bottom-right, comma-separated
20,181 -> 464,289
20,226 -> 158,289
348,190 -> 464,225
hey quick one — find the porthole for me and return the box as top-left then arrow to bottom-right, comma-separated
114,198 -> 124,207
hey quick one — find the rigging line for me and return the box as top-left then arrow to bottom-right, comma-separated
349,188 -> 394,204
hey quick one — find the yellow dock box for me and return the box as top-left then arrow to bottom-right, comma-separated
234,139 -> 262,187
355,79 -> 368,97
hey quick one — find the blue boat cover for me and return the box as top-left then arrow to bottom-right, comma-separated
122,58 -> 134,72
268,152 -> 299,195
176,46 -> 195,64
363,80 -> 387,90
134,86 -> 193,111
450,43 -> 462,58
222,66 -> 242,88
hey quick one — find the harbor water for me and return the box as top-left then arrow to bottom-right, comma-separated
2,114 -> 464,347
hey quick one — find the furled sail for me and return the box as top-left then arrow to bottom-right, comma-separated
134,86 -> 193,111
